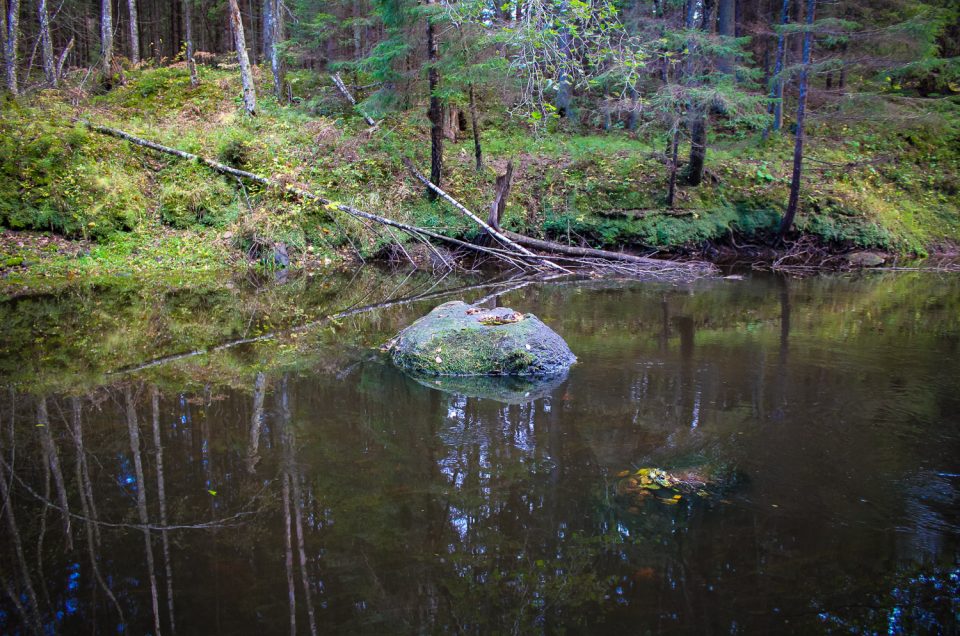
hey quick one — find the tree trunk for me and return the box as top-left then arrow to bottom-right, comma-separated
667,127 -> 680,207
228,0 -> 256,115
127,0 -> 140,64
767,0 -> 789,135
266,0 -> 283,99
36,0 -> 55,86
555,0 -> 573,118
683,0 -> 706,186
717,0 -> 735,73
100,0 -> 113,76
469,84 -> 482,171
261,0 -> 273,65
426,2 -> 442,200
3,0 -> 20,95
488,161 -> 513,229
55,36 -> 73,81
778,0 -> 814,239
685,106 -> 707,186
183,0 -> 197,86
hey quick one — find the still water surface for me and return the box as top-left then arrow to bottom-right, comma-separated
0,270 -> 958,634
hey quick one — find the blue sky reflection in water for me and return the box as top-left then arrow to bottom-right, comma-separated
0,270 -> 958,634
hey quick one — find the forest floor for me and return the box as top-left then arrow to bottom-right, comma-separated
2,63 -> 959,296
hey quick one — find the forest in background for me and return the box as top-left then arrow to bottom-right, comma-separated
1,0 -> 959,288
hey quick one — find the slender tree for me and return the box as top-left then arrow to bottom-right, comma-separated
265,0 -> 284,99
228,0 -> 257,115
767,0 -> 790,136
36,0 -> 55,86
127,0 -> 140,63
778,0 -> 815,239
183,0 -> 198,86
100,0 -> 113,76
426,0 -> 442,199
3,0 -> 20,95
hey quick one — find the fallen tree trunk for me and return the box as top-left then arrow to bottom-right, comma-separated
503,230 -> 707,269
330,73 -> 377,127
404,159 -> 570,274
487,159 -> 714,273
84,121 -> 541,271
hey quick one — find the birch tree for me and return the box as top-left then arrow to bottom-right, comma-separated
183,0 -> 197,86
100,0 -> 113,75
2,0 -> 20,95
127,0 -> 140,63
36,0 -> 55,86
228,0 -> 257,115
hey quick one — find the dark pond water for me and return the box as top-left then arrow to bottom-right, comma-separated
0,269 -> 958,634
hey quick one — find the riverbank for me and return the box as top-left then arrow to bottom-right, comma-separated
2,65 -> 958,295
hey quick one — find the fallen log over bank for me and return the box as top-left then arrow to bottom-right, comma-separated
404,159 -> 569,274
83,121 -> 544,272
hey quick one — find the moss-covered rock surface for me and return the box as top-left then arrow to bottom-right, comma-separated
389,301 -> 576,376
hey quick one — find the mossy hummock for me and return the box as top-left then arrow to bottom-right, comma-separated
389,301 -> 576,376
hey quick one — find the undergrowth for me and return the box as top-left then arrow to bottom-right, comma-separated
1,63 -> 958,286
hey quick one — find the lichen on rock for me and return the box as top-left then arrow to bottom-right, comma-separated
388,301 -> 576,376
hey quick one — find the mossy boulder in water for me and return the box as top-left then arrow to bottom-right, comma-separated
388,301 -> 576,376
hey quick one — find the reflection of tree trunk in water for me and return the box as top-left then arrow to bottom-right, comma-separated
676,316 -> 698,428
71,399 -> 100,545
773,278 -> 791,419
659,296 -> 670,354
247,372 -> 267,473
36,430 -> 54,610
151,387 -> 176,632
124,387 -> 162,636
71,398 -> 124,624
281,377 -> 318,635
37,398 -> 73,550
282,472 -> 297,636
0,431 -> 44,631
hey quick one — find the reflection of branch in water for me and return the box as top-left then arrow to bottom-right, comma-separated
124,387 -> 162,636
151,386 -> 176,633
108,274 -> 540,376
0,454 -> 268,530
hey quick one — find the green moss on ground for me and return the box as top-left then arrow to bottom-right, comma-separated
1,64 -> 958,291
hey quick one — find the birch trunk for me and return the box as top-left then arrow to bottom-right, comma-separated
267,0 -> 284,100
36,0 -> 55,85
183,0 -> 197,86
100,0 -> 112,74
3,0 -> 20,95
228,0 -> 256,115
127,0 -> 140,64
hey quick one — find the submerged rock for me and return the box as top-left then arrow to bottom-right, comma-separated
388,301 -> 576,376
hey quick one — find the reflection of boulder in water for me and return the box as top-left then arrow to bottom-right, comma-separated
388,301 -> 576,376
410,370 -> 568,404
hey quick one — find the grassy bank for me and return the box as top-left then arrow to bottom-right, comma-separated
2,64 -> 959,293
